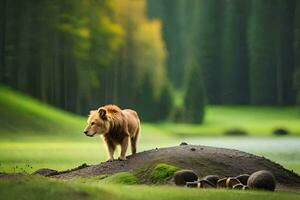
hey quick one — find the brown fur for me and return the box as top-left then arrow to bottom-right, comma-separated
84,104 -> 141,161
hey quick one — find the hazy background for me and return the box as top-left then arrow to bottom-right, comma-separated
0,0 -> 300,174
1,0 -> 300,122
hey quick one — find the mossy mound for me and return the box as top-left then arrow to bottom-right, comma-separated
51,145 -> 300,191
150,163 -> 179,183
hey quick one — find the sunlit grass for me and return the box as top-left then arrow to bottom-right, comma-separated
1,86 -> 300,138
0,139 -> 300,175
1,176 -> 300,200
159,106 -> 300,136
0,86 -> 84,136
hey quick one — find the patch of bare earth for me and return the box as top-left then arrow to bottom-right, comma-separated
49,145 -> 300,192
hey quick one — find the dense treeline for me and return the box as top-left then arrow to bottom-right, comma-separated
295,1 -> 300,111
1,0 -> 300,123
97,0 -> 173,121
148,0 -> 300,113
0,0 -> 123,113
0,0 -> 172,120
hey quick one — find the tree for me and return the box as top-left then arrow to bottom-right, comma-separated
183,61 -> 206,123
97,0 -> 172,121
248,0 -> 287,105
221,0 -> 250,104
0,0 -> 123,114
147,0 -> 188,88
294,0 -> 300,110
194,0 -> 224,104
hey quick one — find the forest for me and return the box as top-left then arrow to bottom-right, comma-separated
1,0 -> 300,123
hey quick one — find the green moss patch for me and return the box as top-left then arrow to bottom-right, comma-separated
150,163 -> 179,183
101,172 -> 138,185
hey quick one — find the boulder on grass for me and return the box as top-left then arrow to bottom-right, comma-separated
174,170 -> 198,186
247,170 -> 276,191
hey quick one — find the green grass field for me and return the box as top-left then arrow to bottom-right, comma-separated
158,106 -> 300,136
1,86 -> 300,199
1,86 -> 300,139
1,176 -> 300,200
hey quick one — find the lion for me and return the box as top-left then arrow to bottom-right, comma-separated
83,104 -> 141,161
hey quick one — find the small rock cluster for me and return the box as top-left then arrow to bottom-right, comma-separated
174,169 -> 276,191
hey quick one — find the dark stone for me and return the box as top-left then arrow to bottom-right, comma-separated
174,170 -> 198,186
224,129 -> 247,136
190,148 -> 196,151
247,170 -> 276,191
180,142 -> 188,146
273,128 -> 289,136
186,181 -> 198,188
32,168 -> 58,176
236,174 -> 250,185
201,175 -> 220,186
233,183 -> 244,190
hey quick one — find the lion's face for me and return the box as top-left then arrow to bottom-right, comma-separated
84,108 -> 110,137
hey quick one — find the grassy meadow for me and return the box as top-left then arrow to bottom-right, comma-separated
1,87 -> 300,199
1,176 -> 300,200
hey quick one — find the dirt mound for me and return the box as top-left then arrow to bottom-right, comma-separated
51,145 -> 300,190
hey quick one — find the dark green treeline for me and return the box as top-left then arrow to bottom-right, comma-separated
0,0 -> 173,121
1,0 -> 300,123
0,0 -> 123,113
148,0 -> 300,107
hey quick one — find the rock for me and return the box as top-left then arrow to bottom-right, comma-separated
224,129 -> 247,136
186,179 -> 215,188
235,174 -> 250,185
180,142 -> 188,146
198,179 -> 216,188
200,175 -> 219,186
0,172 -> 24,179
217,177 -> 241,188
233,183 -> 249,190
190,148 -> 196,151
32,168 -> 58,176
174,170 -> 198,186
247,170 -> 276,191
186,181 -> 198,188
273,128 -> 289,136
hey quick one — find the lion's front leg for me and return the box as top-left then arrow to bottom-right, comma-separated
119,136 -> 129,161
104,138 -> 115,162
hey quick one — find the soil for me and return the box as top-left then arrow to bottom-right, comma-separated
48,144 -> 300,191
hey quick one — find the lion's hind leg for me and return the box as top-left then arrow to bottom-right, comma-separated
130,127 -> 140,154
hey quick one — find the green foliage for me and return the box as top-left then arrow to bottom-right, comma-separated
156,83 -> 175,121
295,2 -> 300,111
147,0 -> 186,88
135,75 -> 157,122
294,69 -> 300,110
0,0 -> 123,114
97,0 -> 171,122
101,172 -> 138,185
148,0 -> 297,108
182,66 -> 206,123
248,0 -> 279,105
150,163 -> 179,182
221,0 -> 250,104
